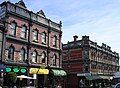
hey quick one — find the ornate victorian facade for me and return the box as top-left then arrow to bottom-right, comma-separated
0,0 -> 66,87
62,35 -> 119,88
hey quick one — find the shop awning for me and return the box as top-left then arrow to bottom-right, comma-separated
85,75 -> 102,80
29,68 -> 49,74
99,76 -> 111,80
51,69 -> 67,76
17,75 -> 35,79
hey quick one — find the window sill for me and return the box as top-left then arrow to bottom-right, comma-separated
20,37 -> 27,40
31,62 -> 37,64
42,42 -> 46,45
53,45 -> 57,47
33,40 -> 38,43
9,34 -> 16,37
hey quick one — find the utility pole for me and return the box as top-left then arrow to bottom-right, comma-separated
67,41 -> 70,88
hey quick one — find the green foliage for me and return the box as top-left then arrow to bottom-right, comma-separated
4,72 -> 17,87
7,72 -> 17,83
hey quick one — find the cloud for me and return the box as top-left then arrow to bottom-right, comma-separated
1,0 -> 120,54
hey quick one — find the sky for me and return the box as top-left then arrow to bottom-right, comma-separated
0,0 -> 120,54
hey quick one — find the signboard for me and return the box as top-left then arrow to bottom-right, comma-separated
29,68 -> 49,74
5,67 -> 27,73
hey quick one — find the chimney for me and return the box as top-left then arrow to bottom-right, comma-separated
73,35 -> 78,42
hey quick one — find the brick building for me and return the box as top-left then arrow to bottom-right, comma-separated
62,35 -> 119,88
0,0 -> 66,87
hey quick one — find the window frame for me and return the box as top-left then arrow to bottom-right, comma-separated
52,54 -> 57,66
21,25 -> 27,39
8,45 -> 15,60
32,51 -> 37,63
19,48 -> 26,61
41,52 -> 46,63
33,29 -> 38,41
10,22 -> 16,36
53,35 -> 57,47
41,32 -> 46,44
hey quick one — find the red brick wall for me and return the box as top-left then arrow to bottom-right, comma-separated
70,49 -> 82,59
6,15 -> 61,49
4,14 -> 61,67
6,16 -> 29,39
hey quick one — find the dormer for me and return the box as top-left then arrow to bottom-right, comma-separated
15,0 -> 26,9
37,10 -> 46,18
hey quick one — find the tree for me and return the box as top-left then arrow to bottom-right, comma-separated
4,72 -> 17,87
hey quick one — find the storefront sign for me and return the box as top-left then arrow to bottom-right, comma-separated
29,68 -> 49,74
5,67 -> 27,73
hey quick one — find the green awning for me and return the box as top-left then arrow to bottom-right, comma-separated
51,69 -> 67,76
99,76 -> 111,79
85,76 -> 102,80
86,76 -> 93,80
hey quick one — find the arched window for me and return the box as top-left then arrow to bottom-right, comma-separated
32,51 -> 37,63
41,52 -> 46,63
21,26 -> 27,38
41,32 -> 46,43
8,45 -> 15,60
52,54 -> 57,66
53,35 -> 57,47
10,22 -> 16,35
19,48 -> 26,61
33,29 -> 38,41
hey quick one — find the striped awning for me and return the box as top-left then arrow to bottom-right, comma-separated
51,69 -> 67,76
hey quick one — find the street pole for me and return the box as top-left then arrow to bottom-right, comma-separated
67,41 -> 70,88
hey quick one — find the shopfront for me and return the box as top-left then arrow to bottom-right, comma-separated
29,68 -> 49,88
77,73 -> 103,88
49,69 -> 67,88
29,68 -> 67,88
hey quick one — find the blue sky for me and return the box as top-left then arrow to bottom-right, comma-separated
1,0 -> 120,54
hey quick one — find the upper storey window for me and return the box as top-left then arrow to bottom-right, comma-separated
8,45 -> 15,60
21,26 -> 27,38
19,48 -> 26,61
33,30 -> 38,41
41,52 -> 46,63
52,54 -> 57,66
10,22 -> 16,36
32,51 -> 37,63
41,32 -> 46,44
53,35 -> 57,47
